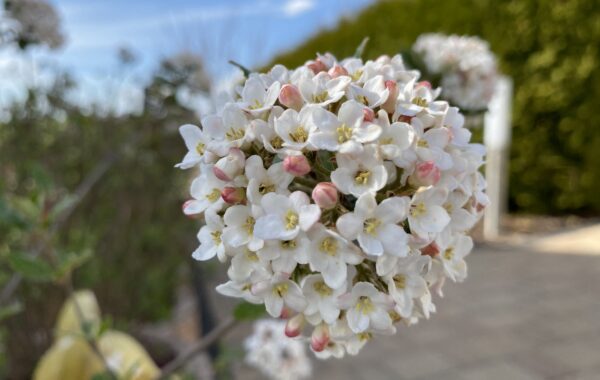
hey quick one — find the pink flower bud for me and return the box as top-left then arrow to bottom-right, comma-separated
421,242 -> 440,257
381,80 -> 398,114
410,161 -> 441,187
182,200 -> 200,218
307,59 -> 327,74
312,182 -> 338,210
311,324 -> 330,352
416,81 -> 432,89
213,148 -> 245,182
279,307 -> 292,319
278,84 -> 303,111
221,187 -> 246,205
283,155 -> 311,176
328,64 -> 348,78
363,107 -> 375,122
284,314 -> 305,338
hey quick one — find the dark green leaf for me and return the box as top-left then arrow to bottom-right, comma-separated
233,302 -> 265,321
7,252 -> 54,282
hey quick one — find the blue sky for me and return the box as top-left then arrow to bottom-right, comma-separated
52,0 -> 373,78
0,0 -> 374,115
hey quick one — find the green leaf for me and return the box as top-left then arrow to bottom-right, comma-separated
0,301 -> 23,321
7,252 -> 54,282
91,372 -> 114,380
233,302 -> 265,321
353,37 -> 370,58
54,249 -> 93,279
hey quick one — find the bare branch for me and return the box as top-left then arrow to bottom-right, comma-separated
156,317 -> 239,379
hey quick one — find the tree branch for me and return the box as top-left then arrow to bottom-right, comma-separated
156,317 -> 239,379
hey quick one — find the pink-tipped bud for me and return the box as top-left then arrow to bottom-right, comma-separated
283,155 -> 311,176
410,161 -> 441,187
416,81 -> 432,89
221,187 -> 246,205
307,59 -> 327,74
311,324 -> 330,352
182,200 -> 200,218
363,107 -> 375,122
278,84 -> 303,111
213,148 -> 245,182
382,80 -> 398,114
312,182 -> 338,210
421,242 -> 440,257
328,64 -> 348,78
279,307 -> 292,319
285,314 -> 305,338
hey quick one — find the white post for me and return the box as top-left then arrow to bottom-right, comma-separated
483,76 -> 513,240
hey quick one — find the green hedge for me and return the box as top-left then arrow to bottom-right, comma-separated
270,0 -> 600,215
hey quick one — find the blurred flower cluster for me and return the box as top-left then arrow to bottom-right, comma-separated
1,0 -> 64,49
176,52 -> 487,358
412,33 -> 497,112
244,319 -> 311,380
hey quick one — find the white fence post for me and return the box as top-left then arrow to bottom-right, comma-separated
483,76 -> 513,240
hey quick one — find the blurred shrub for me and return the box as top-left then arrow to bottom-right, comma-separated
271,0 -> 600,215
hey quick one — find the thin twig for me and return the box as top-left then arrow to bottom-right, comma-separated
156,317 -> 239,379
65,278 -> 118,380
0,135 -> 136,307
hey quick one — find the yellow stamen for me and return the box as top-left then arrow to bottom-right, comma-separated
355,296 -> 374,315
313,91 -> 329,103
273,282 -> 289,297
417,139 -> 429,148
393,274 -> 406,289
410,202 -> 426,217
258,183 -> 275,194
412,97 -> 428,107
351,70 -> 363,82
444,247 -> 454,261
336,123 -> 353,143
248,99 -> 263,110
285,210 -> 299,230
195,142 -> 205,154
243,217 -> 255,235
358,332 -> 372,341
281,240 -> 297,249
320,237 -> 338,256
354,170 -> 371,185
356,94 -> 368,105
210,230 -> 222,245
313,281 -> 333,297
363,218 -> 381,235
226,128 -> 245,141
289,126 -> 308,143
206,188 -> 221,202
245,250 -> 259,262
271,135 -> 284,149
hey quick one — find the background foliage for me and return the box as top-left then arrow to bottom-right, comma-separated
271,0 -> 600,215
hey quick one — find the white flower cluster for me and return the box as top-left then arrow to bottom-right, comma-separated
244,319 -> 312,380
176,52 -> 488,358
412,33 -> 498,111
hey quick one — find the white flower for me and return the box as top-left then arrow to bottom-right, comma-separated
435,231 -> 473,282
253,275 -> 307,317
227,246 -> 271,282
376,111 -> 415,160
336,193 -> 410,257
305,224 -> 363,289
259,233 -> 310,274
301,274 -> 346,325
192,211 -> 226,262
415,127 -> 453,170
408,187 -> 450,237
175,124 -> 215,169
183,169 -> 226,215
310,100 -> 381,154
274,106 -> 322,151
385,255 -> 429,318
216,269 -> 270,304
298,72 -> 350,107
205,103 -> 252,154
253,192 -> 321,241
245,155 -> 293,204
346,75 -> 389,108
339,282 -> 393,334
330,145 -> 387,197
240,77 -> 281,115
222,205 -> 264,251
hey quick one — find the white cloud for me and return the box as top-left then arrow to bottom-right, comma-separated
282,0 -> 315,17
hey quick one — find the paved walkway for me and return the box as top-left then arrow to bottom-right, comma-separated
219,225 -> 600,380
